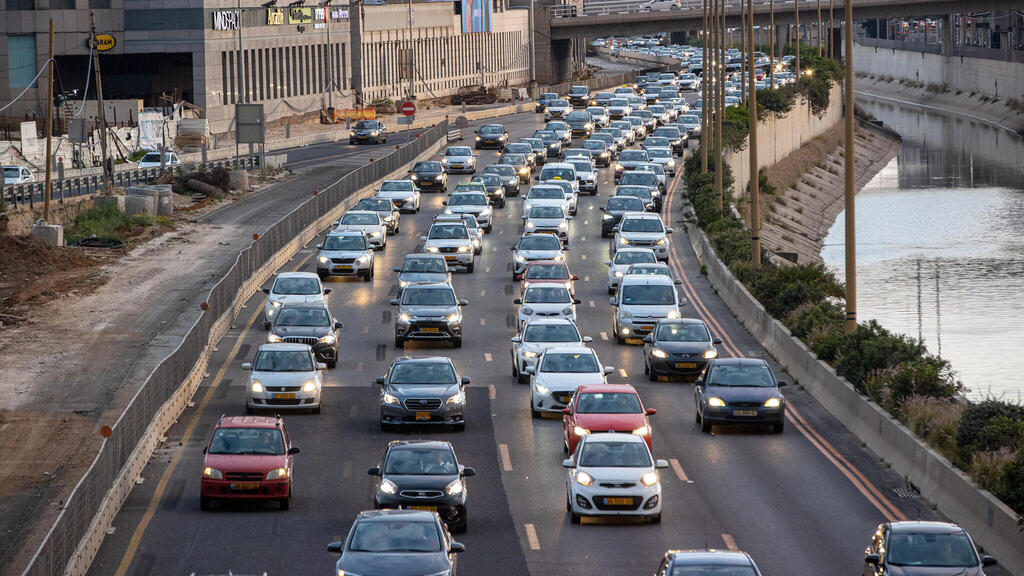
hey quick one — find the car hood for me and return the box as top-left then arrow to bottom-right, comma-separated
425,239 -> 471,248
414,171 -> 443,178
271,325 -> 331,338
340,552 -> 450,576
381,473 -> 460,491
520,340 -> 581,353
620,231 -> 666,241
619,160 -> 645,168
378,190 -> 415,198
578,465 -> 652,483
399,272 -> 449,284
446,206 -> 487,214
520,302 -> 573,315
268,294 -> 325,306
517,249 -> 563,260
204,453 -> 286,473
401,305 -> 458,318
574,413 -> 647,432
524,199 -> 567,211
320,249 -> 370,259
445,155 -> 473,162
336,224 -> 382,233
251,370 -> 316,386
885,566 -> 980,576
706,385 -> 782,404
619,305 -> 677,317
387,383 -> 460,399
535,372 -> 605,391
527,217 -> 567,227
656,341 -> 714,356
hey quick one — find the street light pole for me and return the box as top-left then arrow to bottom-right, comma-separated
89,11 -> 113,197
769,0 -> 775,88
794,0 -> 800,76
700,0 -> 708,174
236,0 -> 244,169
322,0 -> 334,109
817,0 -> 822,57
747,0 -> 759,267
407,0 -> 415,99
44,18 -> 54,222
844,0 -> 856,332
714,0 -> 724,211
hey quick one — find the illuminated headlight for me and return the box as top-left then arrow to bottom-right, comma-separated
379,479 -> 398,494
270,300 -> 283,308
250,380 -> 264,393
708,397 -> 726,407
619,237 -> 629,245
558,221 -> 568,229
667,309 -> 681,319
480,207 -> 492,217
453,246 -> 469,253
548,144 -> 559,150
447,313 -> 461,323
435,175 -> 444,181
615,164 -> 624,171
349,130 -> 355,136
601,152 -> 609,158
318,333 -> 336,344
369,231 -> 381,238
561,306 -> 574,316
383,215 -> 394,222
266,467 -> 289,480
302,380 -> 317,392
267,334 -> 282,343
651,348 -> 668,359
576,471 -> 594,486
666,159 -> 675,167
399,313 -> 412,322
475,136 -> 482,141
445,479 -> 464,496
499,134 -> 508,140
370,130 -> 379,136
318,256 -> 329,264
522,350 -> 538,359
632,425 -> 650,437
383,392 -> 401,405
553,253 -> 565,261
515,255 -> 526,262
534,382 -> 549,394
519,167 -> 530,175
399,280 -> 410,288
410,174 -> 418,180
356,255 -> 370,264
573,426 -> 590,437
703,349 -> 718,359
446,391 -> 464,405
584,123 -> 593,129
441,158 -> 449,164
526,222 -> 536,229
602,214 -> 613,220
764,398 -> 782,408
203,467 -> 223,479
640,471 -> 659,487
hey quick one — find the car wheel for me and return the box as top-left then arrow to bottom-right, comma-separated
485,225 -> 492,234
200,497 -> 212,511
772,420 -> 785,434
648,363 -> 658,382
279,493 -> 291,510
563,439 -> 569,453
531,402 -> 542,419
608,285 -> 616,295
517,369 -> 529,384
317,270 -> 328,281
454,423 -> 466,432
467,262 -> 476,274
570,510 -> 582,524
454,518 -> 468,533
263,321 -> 271,331
380,421 -> 390,432
245,404 -> 254,415
395,336 -> 404,348
650,513 -> 662,524
616,330 -> 625,345
363,271 -> 372,282
452,338 -> 463,348
312,404 -> 322,414
701,415 -> 712,433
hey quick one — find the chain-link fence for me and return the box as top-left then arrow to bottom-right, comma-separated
20,120 -> 448,576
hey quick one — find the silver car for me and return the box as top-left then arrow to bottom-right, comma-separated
354,196 -> 400,235
607,98 -> 632,120
527,346 -> 613,417
511,233 -> 567,278
394,253 -> 450,297
441,146 -> 477,174
443,192 -> 493,233
586,106 -> 610,128
566,159 -> 598,195
544,99 -> 572,120
611,274 -> 683,344
422,220 -> 476,272
262,272 -> 329,330
606,248 -> 658,293
316,230 -> 375,281
434,213 -> 483,255
511,318 -> 592,382
545,121 -> 572,145
614,212 -> 672,260
645,147 -> 678,176
334,210 -> 387,249
515,284 -> 580,330
391,283 -> 468,348
375,179 -> 421,213
242,343 -> 325,413
524,205 -> 571,245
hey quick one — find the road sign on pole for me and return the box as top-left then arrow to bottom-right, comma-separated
400,101 -> 416,116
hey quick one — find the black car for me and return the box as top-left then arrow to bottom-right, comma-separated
376,356 -> 469,431
369,440 -> 475,532
567,85 -> 590,107
328,510 -> 466,576
268,303 -> 343,367
409,161 -> 447,191
475,124 -> 509,149
652,126 -> 686,155
469,173 -> 506,208
657,550 -> 764,576
350,119 -> 387,144
643,318 -> 721,381
694,358 -> 786,434
566,110 -> 594,138
619,171 -> 662,211
532,130 -> 563,159
582,140 -> 612,167
600,195 -> 647,237
483,164 -> 521,197
614,185 -> 656,212
863,521 -> 996,576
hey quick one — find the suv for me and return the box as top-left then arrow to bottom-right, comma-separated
390,283 -> 468,348
242,343 -> 325,413
376,357 -> 470,431
316,230 -> 375,281
566,110 -> 594,138
567,85 -> 590,107
375,179 -> 420,212
422,220 -> 476,271
510,318 -> 592,382
394,253 -> 450,297
350,119 -> 387,144
200,415 -> 300,510
267,303 -> 344,367
443,192 -> 492,233
611,275 -> 682,344
483,164 -> 521,197
614,212 -> 672,261
354,196 -> 400,235
262,272 -> 329,330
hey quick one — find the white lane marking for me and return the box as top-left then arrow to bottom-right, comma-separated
480,289 -> 486,297
600,332 -> 609,340
722,534 -> 739,551
525,523 -> 541,550
499,444 -> 513,471
670,458 -> 693,483
588,300 -> 596,308
584,220 -> 590,225
581,236 -> 586,242
486,266 -> 491,273
618,368 -> 628,378
499,229 -> 504,235
356,362 -> 364,372
480,318 -> 486,326
584,275 -> 590,282
484,352 -> 493,362
489,385 -> 496,400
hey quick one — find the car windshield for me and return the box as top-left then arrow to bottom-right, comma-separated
349,521 -> 441,553
480,125 -> 503,135
4,167 -> 21,178
547,122 -> 568,130
621,150 -> 648,162
524,139 -> 544,148
428,224 -> 468,239
506,144 -> 531,154
519,235 -> 562,251
620,284 -> 675,305
576,392 -> 642,414
414,161 -> 441,172
649,105 -> 666,114
607,197 -> 645,211
609,99 -> 628,107
567,111 -> 590,121
670,567 -> 758,576
586,108 -> 605,116
617,187 -> 652,201
887,531 -> 979,567
384,448 -> 458,475
637,164 -> 665,176
655,128 -> 681,138
402,288 -> 457,306
621,172 -> 658,186
530,206 -> 565,219
254,350 -> 314,372
550,99 -> 569,107
485,165 -> 516,177
526,264 -> 570,280
208,427 -> 285,455
680,115 -> 699,123
322,235 -> 367,251
472,174 -> 499,186
540,168 -> 574,181
657,323 -> 710,342
592,134 -> 613,144
140,153 -> 163,163
523,286 -> 571,304
404,257 -> 446,273
628,265 -> 671,277
569,87 -> 587,94
449,194 -> 487,206
648,148 -> 671,159
355,121 -> 377,130
614,251 -> 657,265
357,199 -> 391,210
341,213 -> 379,225
621,218 -> 663,233
569,161 -> 592,173
275,307 -> 330,327
389,362 -> 457,384
445,147 -> 471,156
578,441 -> 651,468
380,181 -> 412,191
541,352 -> 599,373
680,74 -> 696,81
524,323 -> 580,343
706,364 -> 776,387
272,277 -> 321,295
455,183 -> 485,192
529,188 -> 565,200
583,142 -> 605,151
541,93 -> 558,100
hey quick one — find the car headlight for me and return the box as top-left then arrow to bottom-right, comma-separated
426,246 -> 440,253
266,467 -> 289,480
356,255 -> 370,264
573,426 -> 589,437
633,425 -> 650,436
302,380 -> 317,392
519,167 -> 530,175
640,471 -> 659,486
447,313 -> 461,323
250,380 -> 264,393
399,313 -> 411,322
475,136 -> 482,141
370,130 -> 379,136
399,280 -> 409,288
203,467 -> 223,479
667,309 -> 680,319
614,270 -> 624,278
383,215 -> 394,222
270,300 -> 282,308
651,348 -> 668,359
620,309 -> 633,319
558,221 -> 568,229
319,333 -> 336,344
523,350 -> 538,359
667,159 -> 675,167
378,478 -> 398,494
576,470 -> 594,487
349,130 -> 355,136
615,164 -> 624,171
602,214 -> 613,220
383,392 -> 400,405
601,151 -> 610,158
457,246 -> 470,253
318,255 -> 328,264
585,123 -> 593,129
561,306 -> 574,316
553,253 -> 564,261
435,174 -> 444,181
619,237 -> 629,245
534,382 -> 549,394
446,391 -> 464,405
267,334 -> 282,343
515,255 -> 526,262
445,479 -> 464,496
708,397 -> 726,407
410,174 -> 418,180
526,221 -> 536,229
704,349 -> 718,359
764,398 -> 782,408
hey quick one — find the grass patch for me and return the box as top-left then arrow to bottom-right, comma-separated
65,202 -> 154,244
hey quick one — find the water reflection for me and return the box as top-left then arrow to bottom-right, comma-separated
823,96 -> 1024,402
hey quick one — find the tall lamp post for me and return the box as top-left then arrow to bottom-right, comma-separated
844,0 -> 856,332
321,0 -> 334,109
769,0 -> 775,88
747,0 -> 759,267
700,0 -> 708,174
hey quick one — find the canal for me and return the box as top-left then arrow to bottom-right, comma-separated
822,94 -> 1024,402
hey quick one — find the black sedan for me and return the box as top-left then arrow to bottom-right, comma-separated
599,195 -> 647,237
376,356 -> 469,431
469,173 -> 506,208
657,549 -> 764,576
643,318 -> 721,381
369,440 -> 475,533
409,161 -> 447,191
694,358 -> 786,434
267,303 -> 343,367
328,510 -> 465,576
864,521 -> 996,576
474,124 -> 509,149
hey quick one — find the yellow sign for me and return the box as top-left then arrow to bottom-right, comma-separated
267,8 -> 284,25
88,34 -> 116,51
288,6 -> 311,24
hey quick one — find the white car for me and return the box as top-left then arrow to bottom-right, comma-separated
262,271 -> 329,330
606,98 -> 633,120
422,220 -> 476,273
443,192 -> 493,233
2,165 -> 34,185
645,147 -> 677,176
611,274 -> 683,344
544,99 -> 572,120
614,212 -> 672,261
512,233 -> 567,278
523,185 -> 571,219
136,151 -> 181,169
527,346 -> 613,418
511,318 -> 592,382
334,210 -> 387,249
609,121 -> 637,145
375,179 -> 420,213
563,433 -> 668,523
524,205 -> 571,245
585,106 -> 610,127
316,230 -> 375,282
677,73 -> 701,91
515,284 -> 579,330
242,343 -> 325,413
434,213 -> 483,254
606,248 -> 658,293
440,146 -> 477,174
566,159 -> 598,196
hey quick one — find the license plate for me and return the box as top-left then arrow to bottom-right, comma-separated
675,362 -> 697,369
358,135 -> 368,139
273,393 -> 296,399
231,482 -> 260,491
452,164 -> 463,168
444,255 -> 457,261
557,394 -> 573,404
421,327 -> 440,333
733,410 -> 758,417
638,325 -> 654,331
415,411 -> 431,421
604,497 -> 633,506
625,338 -> 644,345
335,265 -> 352,271
408,505 -> 436,511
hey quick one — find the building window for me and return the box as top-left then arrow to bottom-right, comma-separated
88,0 -> 112,8
340,43 -> 346,90
221,51 -> 228,105
51,0 -> 74,8
7,35 -> 37,88
227,51 -> 236,104
257,49 -> 264,101
5,0 -> 34,9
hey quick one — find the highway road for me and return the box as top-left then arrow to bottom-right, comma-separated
85,108 -> 993,576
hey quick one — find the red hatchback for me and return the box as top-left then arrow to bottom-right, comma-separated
200,415 -> 300,510
519,261 -> 579,297
561,384 -> 656,454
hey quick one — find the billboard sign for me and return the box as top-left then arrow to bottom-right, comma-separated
460,0 -> 492,33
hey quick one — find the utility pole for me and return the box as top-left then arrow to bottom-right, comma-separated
44,18 -> 54,222
844,0 -> 856,332
407,0 -> 415,99
235,0 -> 243,169
527,0 -> 536,95
828,0 -> 834,59
740,0 -> 746,104
714,0 -> 724,211
817,0 -> 822,56
769,0 -> 775,87
747,0 -> 759,267
89,11 -> 113,196
794,0 -> 800,76
700,0 -> 708,174
322,0 -> 334,109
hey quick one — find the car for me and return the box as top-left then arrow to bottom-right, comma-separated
627,94 -> 647,111
645,147 -> 677,176
562,384 -> 655,454
694,358 -> 787,433
511,233 -> 567,278
533,130 -> 564,159
536,92 -> 559,113
376,356 -> 470,431
545,120 -> 573,144
522,137 -> 549,164
582,139 -> 613,166
375,179 -> 421,212
422,220 -> 476,272
408,160 -> 447,191
394,253 -> 450,297
2,165 -> 34,185
562,148 -> 594,164
355,196 -> 401,235
391,282 -> 468,348
614,149 -> 650,183
200,415 -> 299,510
651,126 -> 686,155
515,283 -> 580,329
350,119 -> 387,144
633,109 -> 658,132
635,162 -> 667,194
523,185 -> 570,219
511,318 -> 592,381
863,521 -> 997,576
524,205 -> 571,245
369,440 -> 475,531
242,343 -> 325,413
600,127 -> 627,150
624,115 -> 648,139
614,86 -> 636,97
647,104 -> 674,125
440,146 -> 477,174
566,110 -> 594,138
609,120 -> 637,145
606,247 -> 657,294
316,230 -> 375,282
528,346 -> 613,418
566,158 -> 598,195
261,271 -> 329,330
567,85 -> 590,107
504,142 -> 537,167
593,91 -> 615,107
657,550 -> 764,576
435,213 -> 483,254
443,191 -> 492,233
474,123 -> 509,149
449,180 -> 487,197
641,0 -> 680,12
623,262 -> 673,280
520,260 -> 577,296
563,432 -> 668,523
599,196 -> 646,238
267,302 -> 343,366
611,274 -> 682,344
498,152 -> 533,183
644,88 -> 661,105
328,510 -> 465,576
136,151 -> 181,169
537,162 -> 580,200
614,184 -> 656,212
586,106 -> 610,127
334,210 -> 387,249
618,171 -> 663,211
644,318 -> 720,381
677,73 -> 701,90
544,98 -> 572,120
678,114 -> 701,140
469,173 -> 506,207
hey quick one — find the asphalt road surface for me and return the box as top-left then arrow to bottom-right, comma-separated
86,106 -> 1004,576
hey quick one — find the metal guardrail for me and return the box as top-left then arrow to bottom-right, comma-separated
855,36 -> 1024,63
855,36 -> 942,55
550,0 -> 856,19
20,120 -> 449,576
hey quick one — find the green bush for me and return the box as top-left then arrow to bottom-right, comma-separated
722,105 -> 750,151
66,202 -> 151,244
743,263 -> 843,318
902,395 -> 964,462
997,451 -> 1024,524
956,400 -> 1024,467
757,88 -> 793,117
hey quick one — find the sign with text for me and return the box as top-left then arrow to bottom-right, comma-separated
288,6 -> 312,24
212,9 -> 240,31
267,8 -> 285,25
87,34 -> 116,51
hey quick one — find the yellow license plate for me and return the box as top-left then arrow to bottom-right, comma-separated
335,265 -> 352,271
733,410 -> 758,417
638,325 -> 654,331
625,337 -> 644,345
273,393 -> 296,399
604,497 -> 633,505
444,255 -> 457,261
415,412 -> 431,421
408,505 -> 436,511
675,362 -> 697,369
232,482 -> 260,491
420,327 -> 440,333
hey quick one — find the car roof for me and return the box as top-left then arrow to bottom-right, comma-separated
356,509 -> 438,522
257,342 -> 312,352
387,439 -> 455,451
619,274 -> 675,286
403,282 -> 454,291
326,229 -> 367,237
888,521 -> 967,535
656,317 -> 706,326
406,253 -> 445,260
344,210 -> 379,216
523,317 -> 576,326
616,247 -> 658,254
541,345 -> 595,355
217,415 -> 282,429
392,355 -> 454,366
586,432 -> 646,444
711,357 -> 769,367
667,550 -> 754,566
576,383 -> 638,395
279,302 -> 331,311
274,271 -> 320,280
526,260 -> 567,267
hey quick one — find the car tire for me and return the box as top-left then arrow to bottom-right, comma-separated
452,338 -> 463,348
380,421 -> 390,432
484,225 -> 492,234
570,510 -> 582,524
317,270 -> 328,281
245,404 -> 254,415
263,321 -> 271,331
563,440 -> 569,454
200,497 -> 211,511
466,262 -> 475,273
362,271 -> 372,282
608,285 -> 616,295
616,331 -> 626,345
772,420 -> 785,434
312,404 -> 322,414
531,402 -> 542,419
454,423 -> 466,432
648,364 -> 658,382
454,518 -> 468,533
395,336 -> 405,348
650,513 -> 662,524
280,493 -> 291,510
701,416 -> 712,434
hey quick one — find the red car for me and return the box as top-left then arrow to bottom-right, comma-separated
200,415 -> 300,510
519,261 -> 579,297
561,384 -> 656,454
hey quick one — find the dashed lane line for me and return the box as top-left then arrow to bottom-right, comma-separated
499,443 -> 513,471
484,352 -> 493,362
670,458 -> 693,483
525,523 -> 541,550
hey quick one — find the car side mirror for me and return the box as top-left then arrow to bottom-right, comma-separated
510,335 -> 521,343
571,275 -> 580,281
419,235 -> 427,241
562,458 -> 575,468
642,334 -> 654,343
459,299 -> 469,307
317,363 -> 328,370
694,379 -> 704,386
603,366 -> 614,375
674,280 -> 683,285
655,459 -> 669,469
713,337 -> 723,344
372,187 -> 379,192
261,288 -> 270,294
646,408 -> 657,416
393,266 -> 402,273
982,556 -> 997,567
367,466 -> 381,476
583,336 -> 593,343
327,542 -> 343,554
315,244 -> 323,249
441,200 -> 448,205
777,381 -> 788,387
604,260 -> 612,266
450,542 -> 467,554
202,446 -> 207,453
287,446 -> 300,455
524,366 -> 536,375
323,288 -> 332,295
562,407 -> 572,415
609,297 -> 618,305
335,321 -> 344,330
461,377 -> 471,386
513,298 -> 523,305
510,245 -> 516,250
666,227 -> 674,234
461,466 -> 476,477
389,298 -> 399,305
375,376 -> 386,385
864,554 -> 880,565
573,298 -> 582,305
241,362 -> 253,370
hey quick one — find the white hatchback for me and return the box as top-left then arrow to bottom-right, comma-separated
563,433 -> 668,523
